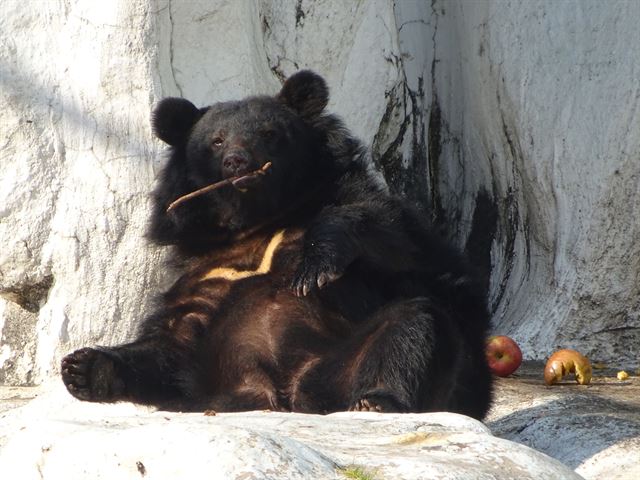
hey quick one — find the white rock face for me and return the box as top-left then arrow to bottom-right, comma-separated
422,1 -> 640,365
0,387 -> 582,480
0,0 -> 169,384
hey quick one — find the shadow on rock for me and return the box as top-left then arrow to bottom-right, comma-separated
488,393 -> 640,469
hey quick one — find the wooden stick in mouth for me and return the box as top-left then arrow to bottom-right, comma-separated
166,162 -> 272,213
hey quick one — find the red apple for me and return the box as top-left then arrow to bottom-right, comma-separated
485,335 -> 523,377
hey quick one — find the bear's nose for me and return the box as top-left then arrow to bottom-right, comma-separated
222,152 -> 250,177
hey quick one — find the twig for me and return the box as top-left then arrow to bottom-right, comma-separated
166,162 -> 272,212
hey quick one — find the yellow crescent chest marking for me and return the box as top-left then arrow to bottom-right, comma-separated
201,229 -> 286,282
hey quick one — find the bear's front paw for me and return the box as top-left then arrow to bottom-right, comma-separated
291,255 -> 344,297
61,348 -> 125,402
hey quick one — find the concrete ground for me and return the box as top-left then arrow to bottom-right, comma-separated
487,361 -> 640,414
486,361 -> 640,479
0,385 -> 38,414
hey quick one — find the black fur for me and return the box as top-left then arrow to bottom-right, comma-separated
61,71 -> 493,419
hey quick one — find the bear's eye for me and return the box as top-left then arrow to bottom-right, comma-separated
211,137 -> 224,148
262,130 -> 278,142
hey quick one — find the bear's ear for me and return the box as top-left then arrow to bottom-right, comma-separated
278,70 -> 328,119
152,98 -> 202,146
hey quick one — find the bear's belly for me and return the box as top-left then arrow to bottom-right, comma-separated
211,274 -> 351,362
200,276 -> 349,410
162,227 -> 387,408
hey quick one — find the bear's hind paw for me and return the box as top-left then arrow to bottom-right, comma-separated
348,391 -> 409,413
61,347 -> 124,402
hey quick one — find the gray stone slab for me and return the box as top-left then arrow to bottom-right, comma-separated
0,385 -> 581,480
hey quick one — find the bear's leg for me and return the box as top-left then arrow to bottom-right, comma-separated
347,297 -> 463,413
445,341 -> 493,420
61,336 -> 193,407
294,297 -> 464,414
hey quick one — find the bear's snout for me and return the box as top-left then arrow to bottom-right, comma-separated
222,151 -> 251,178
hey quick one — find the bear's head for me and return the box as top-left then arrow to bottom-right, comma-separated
149,71 -> 340,251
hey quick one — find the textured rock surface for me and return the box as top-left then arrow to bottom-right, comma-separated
4,369 -> 639,480
0,385 -> 582,480
382,1 -> 640,366
421,1 -> 640,365
0,0 -> 169,384
7,363 -> 638,479
486,362 -> 640,480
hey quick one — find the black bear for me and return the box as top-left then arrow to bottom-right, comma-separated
61,71 -> 493,419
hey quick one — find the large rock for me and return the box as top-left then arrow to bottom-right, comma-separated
486,362 -> 640,480
419,1 -> 640,365
6,367 -> 639,480
0,0 -> 169,384
0,386 -> 581,480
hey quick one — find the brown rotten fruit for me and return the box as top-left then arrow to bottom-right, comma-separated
544,349 -> 592,385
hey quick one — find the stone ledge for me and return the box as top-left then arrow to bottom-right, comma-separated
4,362 -> 638,479
486,362 -> 640,480
0,384 -> 579,480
